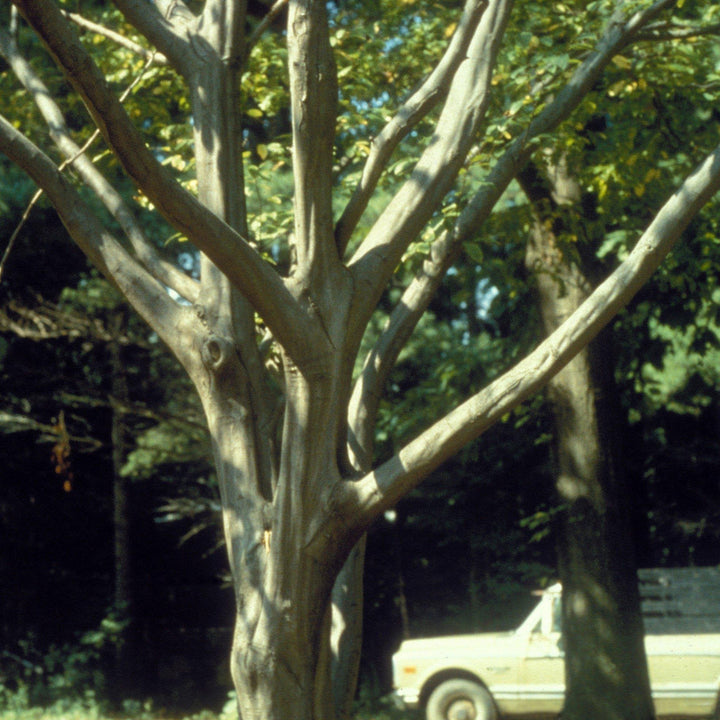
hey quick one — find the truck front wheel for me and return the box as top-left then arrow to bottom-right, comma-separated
426,678 -> 497,720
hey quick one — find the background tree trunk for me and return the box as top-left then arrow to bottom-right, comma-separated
109,309 -> 140,698
521,161 -> 655,720
331,538 -> 366,720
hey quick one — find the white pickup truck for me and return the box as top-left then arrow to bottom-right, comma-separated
392,573 -> 720,720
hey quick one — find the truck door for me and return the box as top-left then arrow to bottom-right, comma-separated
518,593 -> 565,713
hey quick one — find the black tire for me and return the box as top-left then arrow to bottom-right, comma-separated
425,678 -> 498,720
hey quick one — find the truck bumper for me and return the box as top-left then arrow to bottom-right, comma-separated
392,687 -> 420,709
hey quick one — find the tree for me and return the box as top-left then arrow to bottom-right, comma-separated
511,22 -> 720,712
519,157 -> 654,719
2,1 -> 720,719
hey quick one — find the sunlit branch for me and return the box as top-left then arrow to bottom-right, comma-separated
247,0 -> 288,53
334,0 -> 488,254
287,0 -> 339,281
199,0 -> 246,65
635,20 -> 720,42
346,0 -> 511,349
339,142 -> 720,529
111,0 -> 198,77
349,0 -> 682,429
0,115 -> 197,362
13,0 -> 327,366
347,230 -> 460,469
0,26 -> 198,303
0,186 -> 41,285
62,11 -> 169,65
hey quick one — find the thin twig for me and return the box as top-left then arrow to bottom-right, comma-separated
0,410 -> 104,451
246,0 -> 288,53
0,188 -> 42,284
0,295 -> 152,347
59,392 -> 207,432
635,20 -> 720,42
9,7 -> 19,37
0,51 -> 157,285
62,10 -> 168,65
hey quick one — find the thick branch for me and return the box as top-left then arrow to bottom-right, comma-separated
347,0 -> 511,344
348,0 -> 680,431
190,0 -> 249,316
287,0 -> 339,283
199,0 -> 246,66
13,0 -> 326,366
334,0 -> 488,254
190,0 -> 247,235
0,115 -> 197,366
339,142 -> 720,529
343,0 -> 493,469
185,1 -> 281,512
0,26 -> 198,303
347,233 -> 461,470
452,0 -> 676,243
111,0 -> 197,77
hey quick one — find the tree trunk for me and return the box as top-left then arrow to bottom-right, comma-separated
331,537 -> 366,720
182,10 -> 363,713
199,362 -> 354,720
109,309 -> 139,697
521,161 -> 655,720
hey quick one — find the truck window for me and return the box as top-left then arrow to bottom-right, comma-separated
552,596 -> 562,634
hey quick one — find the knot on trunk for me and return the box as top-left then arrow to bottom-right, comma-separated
201,334 -> 233,372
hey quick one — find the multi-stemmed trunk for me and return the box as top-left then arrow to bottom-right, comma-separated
184,19 -> 362,716
194,331 -> 360,720
6,2 -> 720,720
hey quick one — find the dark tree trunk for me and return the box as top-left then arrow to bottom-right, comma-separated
521,161 -> 655,720
109,309 -> 139,697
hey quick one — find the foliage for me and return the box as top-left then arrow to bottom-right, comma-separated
0,686 -> 407,720
0,611 -> 128,717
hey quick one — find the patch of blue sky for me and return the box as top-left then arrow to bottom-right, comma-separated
476,277 -> 499,321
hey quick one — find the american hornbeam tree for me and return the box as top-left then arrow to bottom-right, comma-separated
2,1 -> 720,719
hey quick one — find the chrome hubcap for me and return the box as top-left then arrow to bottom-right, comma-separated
446,698 -> 476,720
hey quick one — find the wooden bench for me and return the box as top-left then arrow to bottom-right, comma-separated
639,567 -> 720,634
